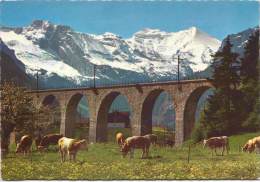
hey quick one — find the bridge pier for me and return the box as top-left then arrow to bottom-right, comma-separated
130,109 -> 142,137
128,92 -> 143,137
60,105 -> 66,137
88,118 -> 97,143
174,97 -> 186,147
60,99 -> 70,137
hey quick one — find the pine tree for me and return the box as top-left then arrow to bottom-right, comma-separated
211,37 -> 240,89
241,30 -> 259,82
198,37 -> 243,137
240,29 -> 260,130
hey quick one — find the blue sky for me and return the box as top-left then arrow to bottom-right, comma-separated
0,1 -> 259,40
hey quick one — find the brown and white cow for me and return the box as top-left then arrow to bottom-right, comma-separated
243,136 -> 260,153
115,132 -> 125,146
242,139 -> 255,153
37,134 -> 63,151
143,134 -> 158,145
16,135 -> 33,155
203,136 -> 229,156
121,136 -> 151,159
58,137 -> 88,162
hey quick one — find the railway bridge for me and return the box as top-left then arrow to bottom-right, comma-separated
29,79 -> 213,146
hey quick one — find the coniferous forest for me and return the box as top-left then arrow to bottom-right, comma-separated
193,30 -> 260,141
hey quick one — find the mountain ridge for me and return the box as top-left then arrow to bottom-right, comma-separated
1,20 -> 256,89
1,21 -> 258,125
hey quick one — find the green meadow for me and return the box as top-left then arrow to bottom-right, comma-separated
2,131 -> 260,180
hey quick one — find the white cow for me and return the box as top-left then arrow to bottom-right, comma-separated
58,137 -> 88,162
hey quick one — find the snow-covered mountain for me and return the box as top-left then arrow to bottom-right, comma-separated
0,20 -> 221,88
0,39 -> 36,88
220,27 -> 259,58
127,27 -> 220,72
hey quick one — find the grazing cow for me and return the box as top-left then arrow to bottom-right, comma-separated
243,136 -> 260,153
16,135 -> 33,155
143,134 -> 158,145
115,132 -> 125,146
38,134 -> 63,151
58,137 -> 88,162
242,139 -> 255,153
121,136 -> 151,159
203,136 -> 229,156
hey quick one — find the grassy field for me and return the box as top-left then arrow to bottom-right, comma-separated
2,132 -> 260,180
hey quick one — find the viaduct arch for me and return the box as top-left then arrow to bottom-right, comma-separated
141,89 -> 165,136
96,91 -> 132,142
31,79 -> 213,146
37,94 -> 61,134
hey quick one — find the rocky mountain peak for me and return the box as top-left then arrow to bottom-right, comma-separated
186,26 -> 200,35
220,26 -> 259,58
30,20 -> 51,29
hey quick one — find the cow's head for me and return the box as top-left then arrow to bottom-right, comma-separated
242,143 -> 249,152
243,140 -> 255,153
121,142 -> 130,158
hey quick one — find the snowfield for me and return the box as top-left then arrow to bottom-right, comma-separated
126,27 -> 220,72
0,31 -> 84,79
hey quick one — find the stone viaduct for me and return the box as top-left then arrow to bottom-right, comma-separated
29,79 -> 213,146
